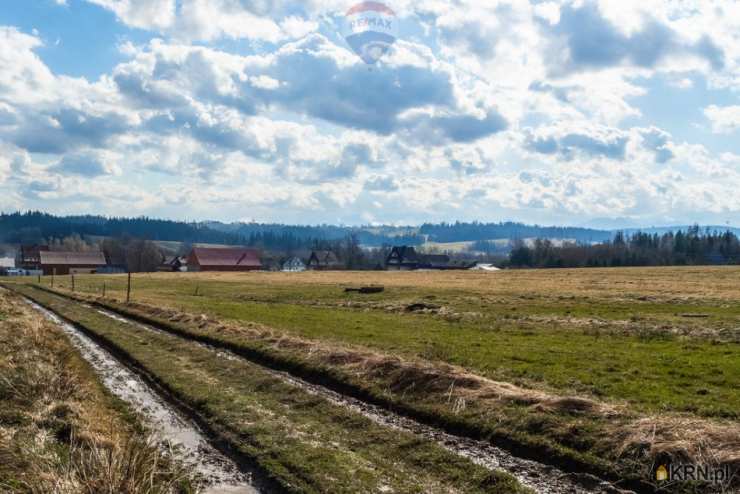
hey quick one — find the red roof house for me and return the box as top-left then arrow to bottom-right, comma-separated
187,247 -> 262,272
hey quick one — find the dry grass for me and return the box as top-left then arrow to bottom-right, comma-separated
153,265 -> 740,302
0,288 -> 194,493
614,415 -> 740,484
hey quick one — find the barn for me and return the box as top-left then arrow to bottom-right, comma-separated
39,251 -> 107,275
187,247 -> 262,272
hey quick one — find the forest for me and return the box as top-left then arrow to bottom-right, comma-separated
507,227 -> 740,267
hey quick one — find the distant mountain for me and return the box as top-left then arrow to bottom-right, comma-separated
418,222 -> 612,244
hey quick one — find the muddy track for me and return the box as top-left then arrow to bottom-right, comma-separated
16,285 -> 636,494
16,293 -> 284,494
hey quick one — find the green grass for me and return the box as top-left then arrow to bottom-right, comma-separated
14,284 -> 529,494
32,273 -> 740,419
10,274 -> 740,492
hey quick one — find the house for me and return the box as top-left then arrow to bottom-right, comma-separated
307,250 -> 343,270
187,247 -> 261,272
385,246 -> 451,270
0,257 -> 16,275
19,245 -> 49,270
39,251 -> 107,275
282,257 -> 307,272
159,256 -> 187,272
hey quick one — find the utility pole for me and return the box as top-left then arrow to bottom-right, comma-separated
126,272 -> 131,304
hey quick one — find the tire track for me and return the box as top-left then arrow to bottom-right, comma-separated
23,297 -> 262,494
77,296 -> 631,494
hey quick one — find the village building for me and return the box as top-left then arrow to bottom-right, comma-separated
282,257 -> 307,272
38,251 -> 107,275
187,247 -> 261,272
19,244 -> 49,270
385,246 -> 475,271
385,246 -> 451,270
159,255 -> 187,272
307,250 -> 343,270
0,257 -> 16,275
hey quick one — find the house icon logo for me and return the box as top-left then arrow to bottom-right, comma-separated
343,2 -> 398,64
656,465 -> 669,482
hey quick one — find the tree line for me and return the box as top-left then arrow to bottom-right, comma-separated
506,227 -> 740,268
0,211 -> 423,250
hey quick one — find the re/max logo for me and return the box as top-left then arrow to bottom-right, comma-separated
348,18 -> 393,31
656,464 -> 733,485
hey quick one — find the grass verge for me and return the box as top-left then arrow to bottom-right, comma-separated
0,287 -> 194,493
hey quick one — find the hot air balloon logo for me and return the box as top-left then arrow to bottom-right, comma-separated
343,2 -> 398,64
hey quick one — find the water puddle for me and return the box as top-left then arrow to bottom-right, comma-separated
26,299 -> 259,494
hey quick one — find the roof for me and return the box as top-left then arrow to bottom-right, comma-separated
163,256 -> 186,265
39,251 -> 107,266
389,247 -> 450,266
190,247 -> 261,267
389,246 -> 419,262
21,245 -> 49,254
0,257 -> 15,268
310,250 -> 341,265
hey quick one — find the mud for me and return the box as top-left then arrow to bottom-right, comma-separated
26,299 -> 259,494
89,305 -> 633,494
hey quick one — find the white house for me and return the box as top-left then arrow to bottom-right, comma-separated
282,257 -> 307,272
0,257 -> 17,275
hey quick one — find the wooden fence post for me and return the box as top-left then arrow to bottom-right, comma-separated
102,282 -> 106,298
51,268 -> 55,288
126,272 -> 131,304
71,274 -> 75,292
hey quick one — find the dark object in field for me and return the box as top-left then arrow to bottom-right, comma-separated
405,302 -> 441,312
344,286 -> 385,294
681,313 -> 710,318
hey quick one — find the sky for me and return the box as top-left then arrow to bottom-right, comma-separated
1,0 -> 739,228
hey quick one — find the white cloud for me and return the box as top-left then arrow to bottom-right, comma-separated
704,105 -> 740,134
1,1 -> 740,225
86,0 -> 176,30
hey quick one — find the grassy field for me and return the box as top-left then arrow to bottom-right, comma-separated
0,288 -> 194,493
8,267 -> 740,492
10,284 -> 528,494
39,268 -> 740,417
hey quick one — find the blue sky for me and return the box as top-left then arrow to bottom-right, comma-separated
1,0 -> 739,228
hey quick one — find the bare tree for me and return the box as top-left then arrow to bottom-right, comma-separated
49,234 -> 93,252
101,236 -> 164,272
125,239 -> 164,272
